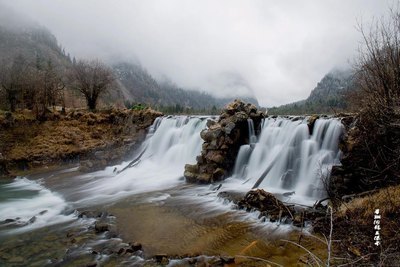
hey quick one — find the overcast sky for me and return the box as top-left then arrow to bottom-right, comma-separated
0,0 -> 393,106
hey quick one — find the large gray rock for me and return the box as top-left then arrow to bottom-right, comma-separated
184,99 -> 265,183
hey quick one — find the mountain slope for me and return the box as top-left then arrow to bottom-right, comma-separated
0,5 -> 71,68
113,62 -> 259,111
268,69 -> 354,115
0,4 -> 259,112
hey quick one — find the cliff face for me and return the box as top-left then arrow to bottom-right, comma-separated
0,108 -> 162,177
184,100 -> 265,183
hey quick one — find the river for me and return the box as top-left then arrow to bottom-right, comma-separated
0,115 -> 343,266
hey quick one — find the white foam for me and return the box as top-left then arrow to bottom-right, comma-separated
0,177 -> 75,234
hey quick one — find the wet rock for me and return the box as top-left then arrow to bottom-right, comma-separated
79,160 -> 94,172
205,150 -> 225,164
130,242 -> 142,251
105,230 -> 118,239
238,189 -> 294,221
94,150 -> 106,160
213,168 -> 225,180
94,221 -> 110,233
155,254 -> 169,265
224,122 -> 236,134
196,173 -> 213,183
184,99 -> 265,184
2,218 -> 16,224
125,248 -> 134,254
39,210 -> 48,215
78,210 -> 102,218
28,216 -> 37,224
206,119 -> 217,128
235,111 -> 249,121
307,115 -> 319,135
220,255 -> 235,264
187,257 -> 197,265
217,191 -> 246,203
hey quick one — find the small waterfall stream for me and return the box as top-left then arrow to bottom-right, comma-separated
247,118 -> 257,144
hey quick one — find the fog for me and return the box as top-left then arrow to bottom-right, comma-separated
0,0 -> 392,106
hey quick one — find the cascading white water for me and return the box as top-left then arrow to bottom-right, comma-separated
232,145 -> 253,178
0,115 -> 343,234
247,118 -> 257,144
231,117 -> 343,201
0,177 -> 75,234
0,116 -> 208,233
74,116 -> 208,205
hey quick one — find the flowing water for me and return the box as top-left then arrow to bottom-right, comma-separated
0,115 -> 343,266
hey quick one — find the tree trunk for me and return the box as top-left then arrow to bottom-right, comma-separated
87,97 -> 97,111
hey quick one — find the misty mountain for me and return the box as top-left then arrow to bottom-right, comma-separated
0,4 -> 259,112
0,7 -> 71,68
113,62 -> 259,110
268,69 -> 355,115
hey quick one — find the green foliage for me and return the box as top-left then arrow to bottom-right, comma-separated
124,101 -> 145,110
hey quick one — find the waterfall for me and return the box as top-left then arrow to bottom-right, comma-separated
232,145 -> 253,178
0,115 -> 344,235
247,118 -> 257,144
74,116 -> 208,205
231,117 -> 343,200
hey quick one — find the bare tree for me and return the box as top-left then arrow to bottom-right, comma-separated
34,59 -> 66,119
0,55 -> 28,112
70,59 -> 114,111
348,6 -> 400,190
354,8 -> 400,119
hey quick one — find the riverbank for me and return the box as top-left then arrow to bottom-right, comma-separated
1,103 -> 399,266
0,108 -> 163,178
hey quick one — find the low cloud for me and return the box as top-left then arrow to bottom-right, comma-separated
0,0 -> 392,106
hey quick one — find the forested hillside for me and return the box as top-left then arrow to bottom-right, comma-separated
268,69 -> 354,115
114,62 -> 259,114
0,13 -> 258,115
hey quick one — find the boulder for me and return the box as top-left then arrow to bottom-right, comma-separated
95,221 -> 110,233
224,122 -> 236,134
205,150 -> 225,164
213,168 -> 226,180
184,100 -> 265,184
206,119 -> 217,128
130,242 -> 142,251
235,111 -> 248,121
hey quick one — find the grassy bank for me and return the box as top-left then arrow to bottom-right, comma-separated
0,108 -> 162,177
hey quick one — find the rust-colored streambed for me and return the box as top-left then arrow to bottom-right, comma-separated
0,168 -> 328,267
108,184 -> 328,266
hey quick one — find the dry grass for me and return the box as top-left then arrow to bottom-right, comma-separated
339,186 -> 400,218
0,108 -> 162,174
324,185 -> 400,265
